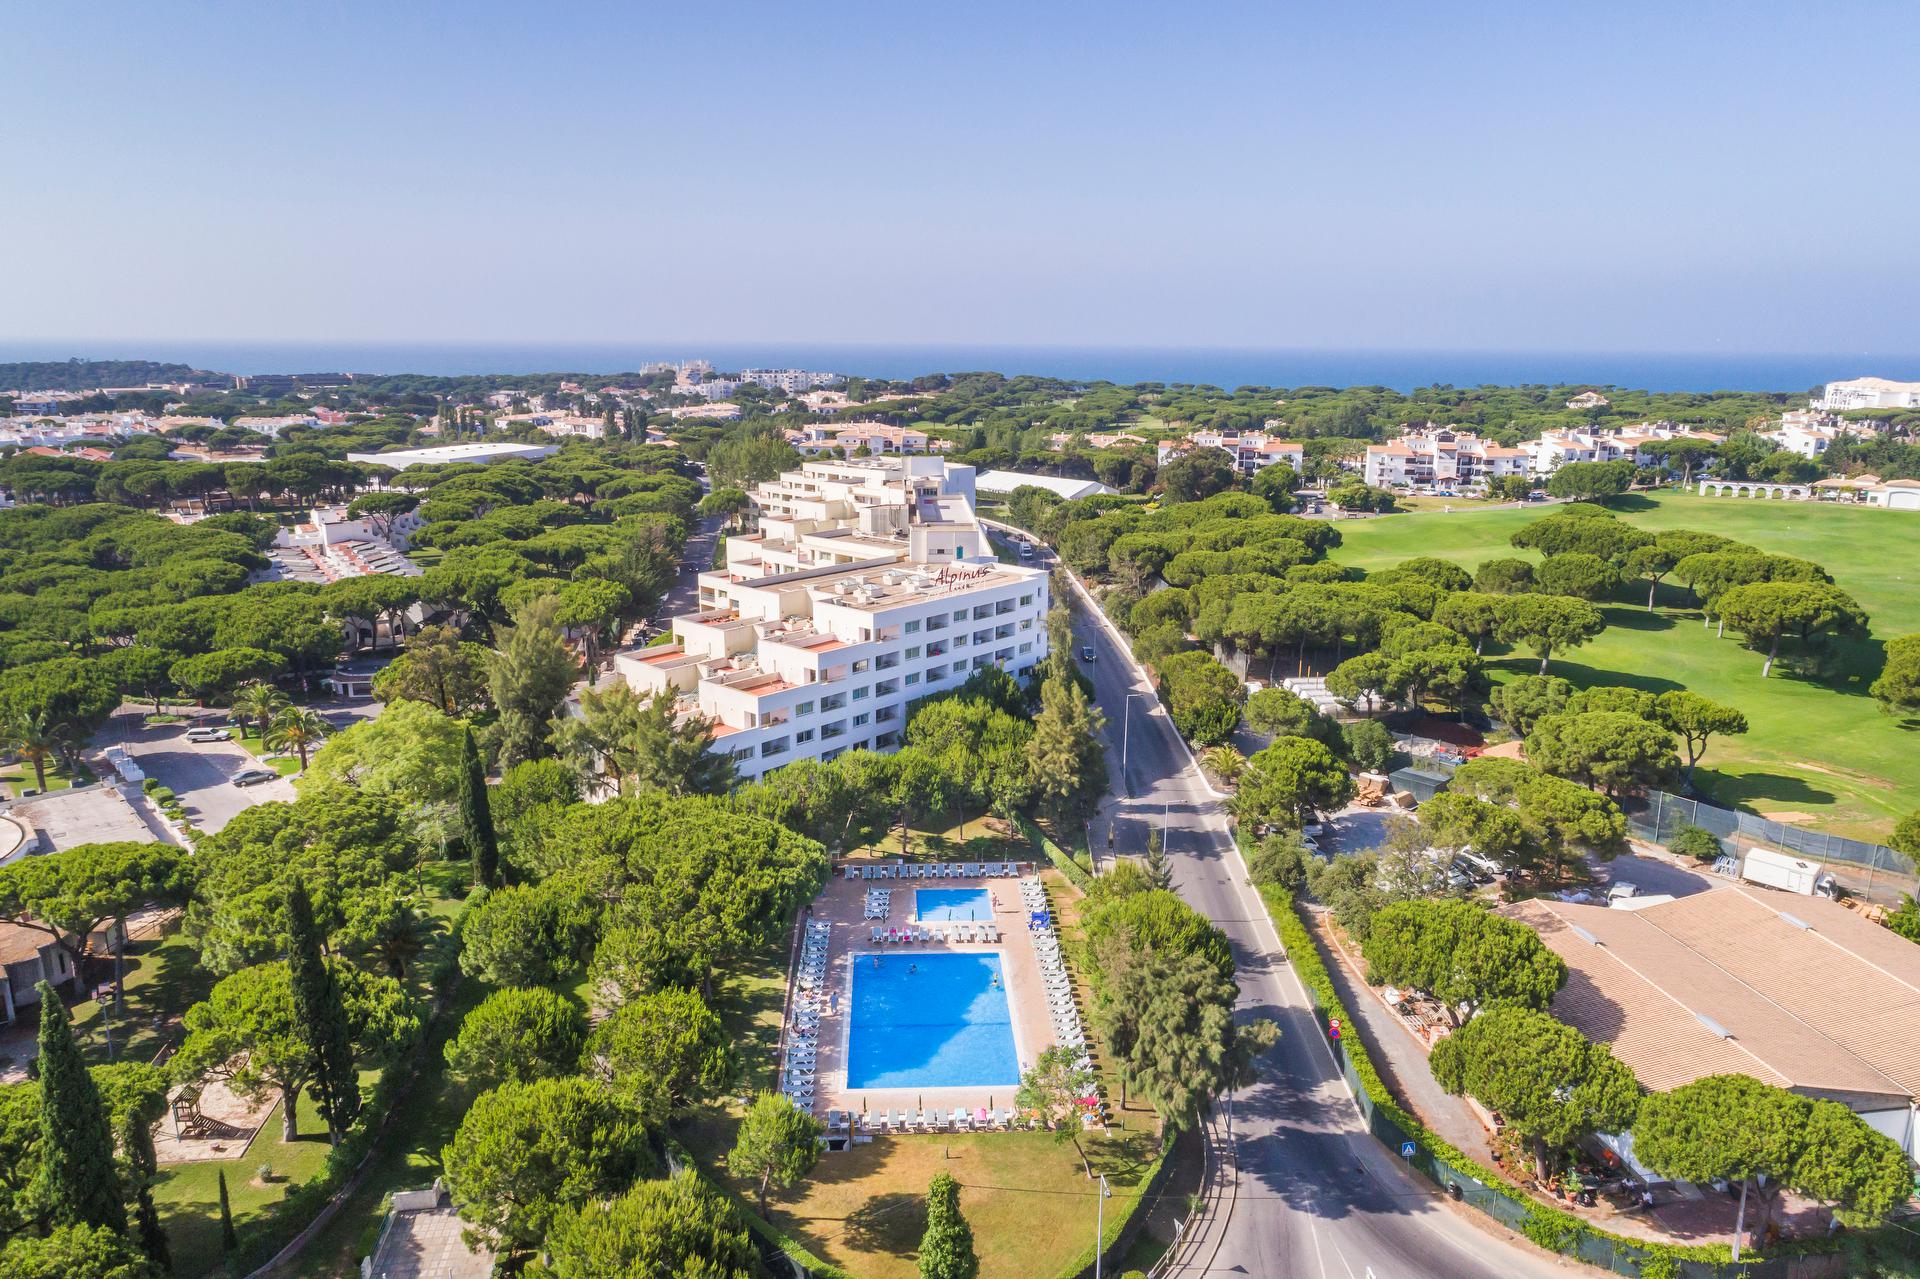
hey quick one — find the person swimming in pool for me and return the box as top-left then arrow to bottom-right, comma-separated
909,963 -> 917,974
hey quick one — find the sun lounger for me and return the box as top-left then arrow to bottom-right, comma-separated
952,1107 -> 970,1130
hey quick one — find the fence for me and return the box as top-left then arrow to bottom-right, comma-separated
1404,756 -> 1918,910
1630,789 -> 1917,908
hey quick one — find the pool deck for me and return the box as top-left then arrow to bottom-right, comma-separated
795,871 -> 1062,1123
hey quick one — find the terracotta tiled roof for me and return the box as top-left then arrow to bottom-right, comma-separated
1505,887 -> 1919,1099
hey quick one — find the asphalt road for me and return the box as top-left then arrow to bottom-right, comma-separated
1014,533 -> 1576,1279
102,714 -> 298,833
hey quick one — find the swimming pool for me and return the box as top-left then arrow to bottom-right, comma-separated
916,887 -> 993,922
845,952 -> 1020,1090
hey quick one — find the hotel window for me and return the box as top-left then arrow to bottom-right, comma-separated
905,672 -> 920,685
795,701 -> 814,716
906,645 -> 921,659
796,729 -> 815,743
952,610 -> 966,622
852,686 -> 869,700
853,712 -> 870,727
904,619 -> 921,633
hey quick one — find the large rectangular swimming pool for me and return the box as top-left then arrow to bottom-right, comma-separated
845,952 -> 1020,1090
915,887 -> 993,922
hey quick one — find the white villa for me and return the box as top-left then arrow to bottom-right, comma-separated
1157,429 -> 1305,476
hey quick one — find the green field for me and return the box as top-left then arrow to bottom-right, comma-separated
1327,491 -> 1920,842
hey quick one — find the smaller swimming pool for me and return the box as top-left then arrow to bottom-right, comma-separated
916,887 -> 993,922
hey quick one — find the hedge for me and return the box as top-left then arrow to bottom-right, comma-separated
1051,1136 -> 1174,1279
1018,812 -> 1094,893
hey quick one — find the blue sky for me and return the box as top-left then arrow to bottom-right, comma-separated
6,1 -> 1917,355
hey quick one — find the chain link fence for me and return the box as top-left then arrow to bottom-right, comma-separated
1631,790 -> 1917,909
1400,751 -> 1917,911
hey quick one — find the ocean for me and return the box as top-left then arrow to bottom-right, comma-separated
5,340 -> 1916,394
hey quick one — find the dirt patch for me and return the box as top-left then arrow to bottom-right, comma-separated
153,1079 -> 273,1164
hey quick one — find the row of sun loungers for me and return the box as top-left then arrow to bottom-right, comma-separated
870,924 -> 1002,944
1021,878 -> 1093,1070
826,1107 -> 1026,1134
844,861 -> 1028,880
783,920 -> 833,1110
863,888 -> 892,920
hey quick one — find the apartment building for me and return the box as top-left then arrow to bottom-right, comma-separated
1765,418 -> 1874,458
1522,423 -> 1720,476
613,456 -> 1048,781
1813,377 -> 1920,412
740,368 -> 841,393
1362,427 -> 1528,489
1156,429 -> 1305,475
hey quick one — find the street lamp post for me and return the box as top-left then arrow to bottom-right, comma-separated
1120,693 -> 1132,796
1093,1173 -> 1112,1279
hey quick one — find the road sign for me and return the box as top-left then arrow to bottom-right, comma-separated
1400,1141 -> 1417,1159
1328,1018 -> 1341,1040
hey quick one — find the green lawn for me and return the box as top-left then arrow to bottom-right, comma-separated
232,727 -> 304,776
154,1090 -> 340,1278
1327,490 -> 1920,840
67,927 -> 217,1069
0,757 -> 94,800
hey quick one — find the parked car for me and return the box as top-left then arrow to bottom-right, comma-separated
185,726 -> 232,743
231,767 -> 277,787
1080,645 -> 1096,662
1019,541 -> 1034,558
1607,881 -> 1640,905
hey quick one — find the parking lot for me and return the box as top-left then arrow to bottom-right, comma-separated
100,714 -> 298,833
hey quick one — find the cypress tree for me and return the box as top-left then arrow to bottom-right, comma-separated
217,1167 -> 236,1254
917,1171 -> 978,1279
35,981 -> 126,1232
286,877 -> 360,1143
119,1107 -> 172,1272
459,725 -> 500,888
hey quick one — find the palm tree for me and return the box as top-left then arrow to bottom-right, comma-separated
264,707 -> 331,770
227,682 -> 289,741
0,705 -> 62,793
367,895 -> 442,979
1202,746 -> 1246,786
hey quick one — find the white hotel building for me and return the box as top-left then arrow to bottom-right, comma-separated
613,456 -> 1050,780
1813,377 -> 1920,412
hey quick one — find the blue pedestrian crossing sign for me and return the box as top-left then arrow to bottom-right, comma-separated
1399,1141 -> 1416,1159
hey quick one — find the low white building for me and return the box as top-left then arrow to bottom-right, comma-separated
974,470 -> 1114,502
783,421 -> 947,457
1363,427 -> 1529,489
613,457 -> 1048,781
344,441 -> 559,469
1813,377 -> 1920,412
263,505 -> 426,586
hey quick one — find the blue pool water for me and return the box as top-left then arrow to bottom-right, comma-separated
916,887 -> 993,922
846,953 -> 1019,1090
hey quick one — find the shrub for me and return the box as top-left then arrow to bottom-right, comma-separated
1340,719 -> 1397,773
1667,824 -> 1722,861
